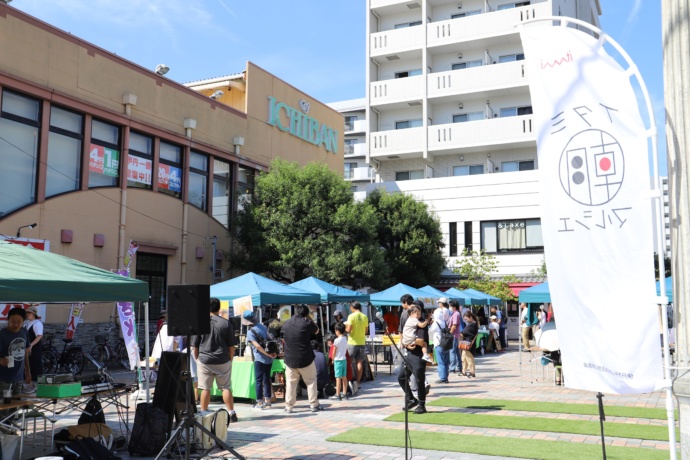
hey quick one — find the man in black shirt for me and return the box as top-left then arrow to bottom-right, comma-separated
398,294 -> 415,334
281,304 -> 323,413
398,300 -> 428,414
192,297 -> 238,422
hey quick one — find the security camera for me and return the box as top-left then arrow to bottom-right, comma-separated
155,64 -> 170,76
210,90 -> 224,100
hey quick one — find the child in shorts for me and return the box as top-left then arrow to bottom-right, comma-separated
329,322 -> 349,401
402,305 -> 433,363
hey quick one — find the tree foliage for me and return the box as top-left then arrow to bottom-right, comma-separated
231,159 -> 389,287
453,249 -> 517,302
365,188 -> 446,289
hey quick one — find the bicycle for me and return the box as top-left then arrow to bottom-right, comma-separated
42,330 -> 85,377
90,325 -> 130,369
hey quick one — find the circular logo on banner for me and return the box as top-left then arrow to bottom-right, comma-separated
558,129 -> 625,206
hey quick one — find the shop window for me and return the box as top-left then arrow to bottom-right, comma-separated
453,165 -> 484,176
158,142 -> 182,199
127,132 -> 153,190
481,218 -> 543,253
236,166 -> 255,213
213,159 -> 231,228
188,151 -> 208,211
449,222 -> 458,257
502,160 -> 535,172
46,107 -> 83,198
0,90 -> 40,216
135,253 -> 167,321
396,170 -> 423,181
89,119 -> 120,188
464,221 -> 473,251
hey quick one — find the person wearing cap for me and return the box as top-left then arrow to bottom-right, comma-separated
244,309 -> 276,410
330,309 -> 344,335
430,298 -> 451,384
488,315 -> 502,352
490,306 -> 507,350
156,310 -> 167,336
24,305 -> 42,393
192,297 -> 238,422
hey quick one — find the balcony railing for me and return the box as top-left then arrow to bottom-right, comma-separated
428,60 -> 527,98
345,119 -> 367,133
370,127 -> 425,157
344,143 -> 367,156
370,75 -> 424,106
353,166 -> 374,181
427,3 -> 551,49
370,25 -> 424,58
428,115 -> 535,152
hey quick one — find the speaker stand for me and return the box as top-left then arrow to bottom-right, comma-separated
155,335 -> 246,460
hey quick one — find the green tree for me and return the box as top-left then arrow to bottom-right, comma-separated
529,257 -> 548,278
453,249 -> 517,302
231,159 -> 389,287
365,188 -> 445,289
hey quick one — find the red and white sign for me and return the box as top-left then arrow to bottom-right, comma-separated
65,304 -> 85,340
127,155 -> 152,185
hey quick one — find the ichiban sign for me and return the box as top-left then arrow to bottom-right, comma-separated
521,25 -> 662,394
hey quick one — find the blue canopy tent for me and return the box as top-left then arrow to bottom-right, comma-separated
518,282 -> 551,304
443,287 -> 488,306
463,288 -> 502,306
657,277 -> 672,303
210,272 -> 320,306
289,276 -> 370,303
370,283 -> 437,308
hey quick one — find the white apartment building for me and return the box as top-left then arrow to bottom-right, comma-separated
330,0 -> 602,276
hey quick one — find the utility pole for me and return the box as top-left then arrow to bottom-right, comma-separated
662,1 -> 690,457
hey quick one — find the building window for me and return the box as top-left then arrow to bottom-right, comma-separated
500,106 -> 533,117
464,221 -> 473,251
498,53 -> 525,63
498,1 -> 530,10
344,162 -> 358,179
452,60 -> 483,70
451,10 -> 481,18
158,142 -> 182,198
236,166 -> 255,213
453,112 -> 484,123
502,160 -> 535,172
449,222 -> 458,257
481,218 -> 543,253
135,252 -> 167,321
394,20 -> 422,29
188,151 -> 208,211
213,159 -> 231,228
395,69 -> 422,78
0,90 -> 40,216
344,138 -> 358,155
46,106 -> 83,198
127,132 -> 153,190
396,170 -> 424,181
395,119 -> 423,130
89,119 -> 120,188
345,116 -> 357,131
453,165 -> 484,176
351,186 -> 358,193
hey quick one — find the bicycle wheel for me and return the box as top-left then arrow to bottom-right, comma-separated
90,344 -> 109,367
42,350 -> 57,374
115,343 -> 131,369
65,347 -> 85,376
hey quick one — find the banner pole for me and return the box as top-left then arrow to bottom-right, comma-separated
143,301 -> 150,404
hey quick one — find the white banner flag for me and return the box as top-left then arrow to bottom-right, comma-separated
520,25 -> 662,394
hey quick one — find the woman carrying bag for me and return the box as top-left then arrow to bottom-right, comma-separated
458,311 -> 478,378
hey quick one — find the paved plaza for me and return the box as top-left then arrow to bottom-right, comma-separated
22,343 -> 673,459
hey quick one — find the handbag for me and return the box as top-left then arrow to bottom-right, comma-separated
459,340 -> 472,351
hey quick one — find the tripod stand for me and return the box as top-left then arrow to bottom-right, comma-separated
384,330 -> 415,460
155,335 -> 245,460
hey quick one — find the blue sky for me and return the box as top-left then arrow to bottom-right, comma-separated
13,0 -> 666,173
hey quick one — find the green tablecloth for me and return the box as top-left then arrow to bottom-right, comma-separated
475,331 -> 489,347
211,358 -> 285,399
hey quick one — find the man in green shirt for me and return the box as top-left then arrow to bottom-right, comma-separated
345,301 -> 368,395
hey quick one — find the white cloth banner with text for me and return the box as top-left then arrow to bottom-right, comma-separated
520,25 -> 662,394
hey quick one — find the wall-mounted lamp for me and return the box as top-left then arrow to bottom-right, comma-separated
459,155 -> 464,161
458,103 -> 463,109
183,118 -> 197,138
155,64 -> 169,76
210,90 -> 224,100
486,100 -> 491,105
457,2 -> 462,8
122,93 -> 137,116
458,53 -> 463,59
487,153 -> 491,158
16,223 -> 37,238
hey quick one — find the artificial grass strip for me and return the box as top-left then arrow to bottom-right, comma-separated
327,427 -> 669,460
428,397 -> 673,420
384,411 -> 676,441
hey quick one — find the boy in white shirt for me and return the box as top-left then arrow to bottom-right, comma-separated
329,322 -> 349,400
489,315 -> 502,352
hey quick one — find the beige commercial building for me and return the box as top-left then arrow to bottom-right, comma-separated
0,5 -> 343,324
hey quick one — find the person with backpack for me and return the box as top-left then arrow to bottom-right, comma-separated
244,310 -> 277,410
430,298 -> 451,384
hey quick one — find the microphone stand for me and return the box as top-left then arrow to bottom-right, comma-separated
384,330 -> 413,460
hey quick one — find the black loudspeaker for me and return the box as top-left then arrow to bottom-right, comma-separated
167,284 -> 211,336
152,351 -> 194,430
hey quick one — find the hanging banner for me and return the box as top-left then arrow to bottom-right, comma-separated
115,269 -> 139,370
65,304 -> 85,340
232,295 -> 253,318
520,25 -> 662,394
123,241 -> 139,270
